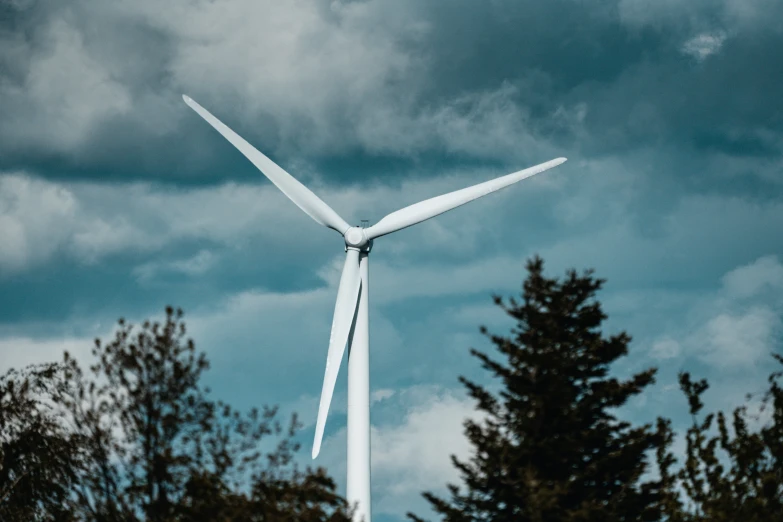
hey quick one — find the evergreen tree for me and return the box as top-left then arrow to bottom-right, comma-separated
409,256 -> 670,522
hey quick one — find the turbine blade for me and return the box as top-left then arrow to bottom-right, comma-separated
312,248 -> 362,459
364,158 -> 567,240
182,95 -> 351,235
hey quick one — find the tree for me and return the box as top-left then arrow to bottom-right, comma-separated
670,354 -> 783,521
409,256 -> 671,522
0,363 -> 82,522
1,306 -> 353,522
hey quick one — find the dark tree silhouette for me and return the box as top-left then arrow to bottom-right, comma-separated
7,279 -> 780,521
408,257 -> 671,522
59,306 -> 353,522
1,306 -> 353,521
670,354 -> 783,521
0,363 -> 81,521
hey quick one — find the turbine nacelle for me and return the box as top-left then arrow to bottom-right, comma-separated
344,226 -> 371,251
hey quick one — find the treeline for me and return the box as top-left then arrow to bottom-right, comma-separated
1,258 -> 781,521
0,308 -> 353,522
408,257 -> 783,522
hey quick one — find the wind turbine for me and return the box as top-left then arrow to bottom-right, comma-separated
182,94 -> 566,522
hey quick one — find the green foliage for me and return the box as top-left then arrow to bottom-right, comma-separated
408,256 -> 670,522
0,306 -> 352,522
670,354 -> 783,522
3,265 -> 782,522
408,256 -> 783,522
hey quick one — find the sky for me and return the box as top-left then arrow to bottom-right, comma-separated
1,0 -> 782,520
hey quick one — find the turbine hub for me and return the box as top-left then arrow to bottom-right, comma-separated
344,226 -> 369,249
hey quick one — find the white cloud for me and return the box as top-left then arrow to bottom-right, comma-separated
0,336 -> 94,376
371,388 -> 395,403
135,0 -> 556,159
0,172 -> 312,273
721,255 -> 783,298
638,255 -> 783,370
687,256 -> 783,369
0,0 -> 565,161
697,307 -> 780,369
0,18 -> 132,153
372,387 -> 479,494
650,338 -> 681,360
682,32 -> 727,61
157,0 -> 423,152
316,384 -> 483,519
0,174 -> 79,272
3,0 -> 423,155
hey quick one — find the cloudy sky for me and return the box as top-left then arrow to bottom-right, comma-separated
1,0 -> 782,519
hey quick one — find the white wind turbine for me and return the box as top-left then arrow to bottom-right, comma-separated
182,94 -> 566,522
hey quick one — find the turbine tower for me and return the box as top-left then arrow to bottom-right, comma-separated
182,95 -> 566,522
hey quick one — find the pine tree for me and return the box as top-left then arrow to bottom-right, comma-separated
409,256 -> 670,522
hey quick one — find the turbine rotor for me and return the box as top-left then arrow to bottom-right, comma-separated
344,226 -> 370,250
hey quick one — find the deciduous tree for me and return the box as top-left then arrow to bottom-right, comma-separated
673,354 -> 783,521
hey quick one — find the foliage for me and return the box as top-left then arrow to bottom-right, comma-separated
0,363 -> 81,521
3,264 -> 782,522
0,306 -> 352,522
408,256 -> 670,522
669,354 -> 783,521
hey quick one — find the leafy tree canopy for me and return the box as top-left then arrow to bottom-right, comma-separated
0,306 -> 353,522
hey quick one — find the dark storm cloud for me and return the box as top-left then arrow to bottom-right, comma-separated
414,0 -> 783,159
0,0 -> 780,186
